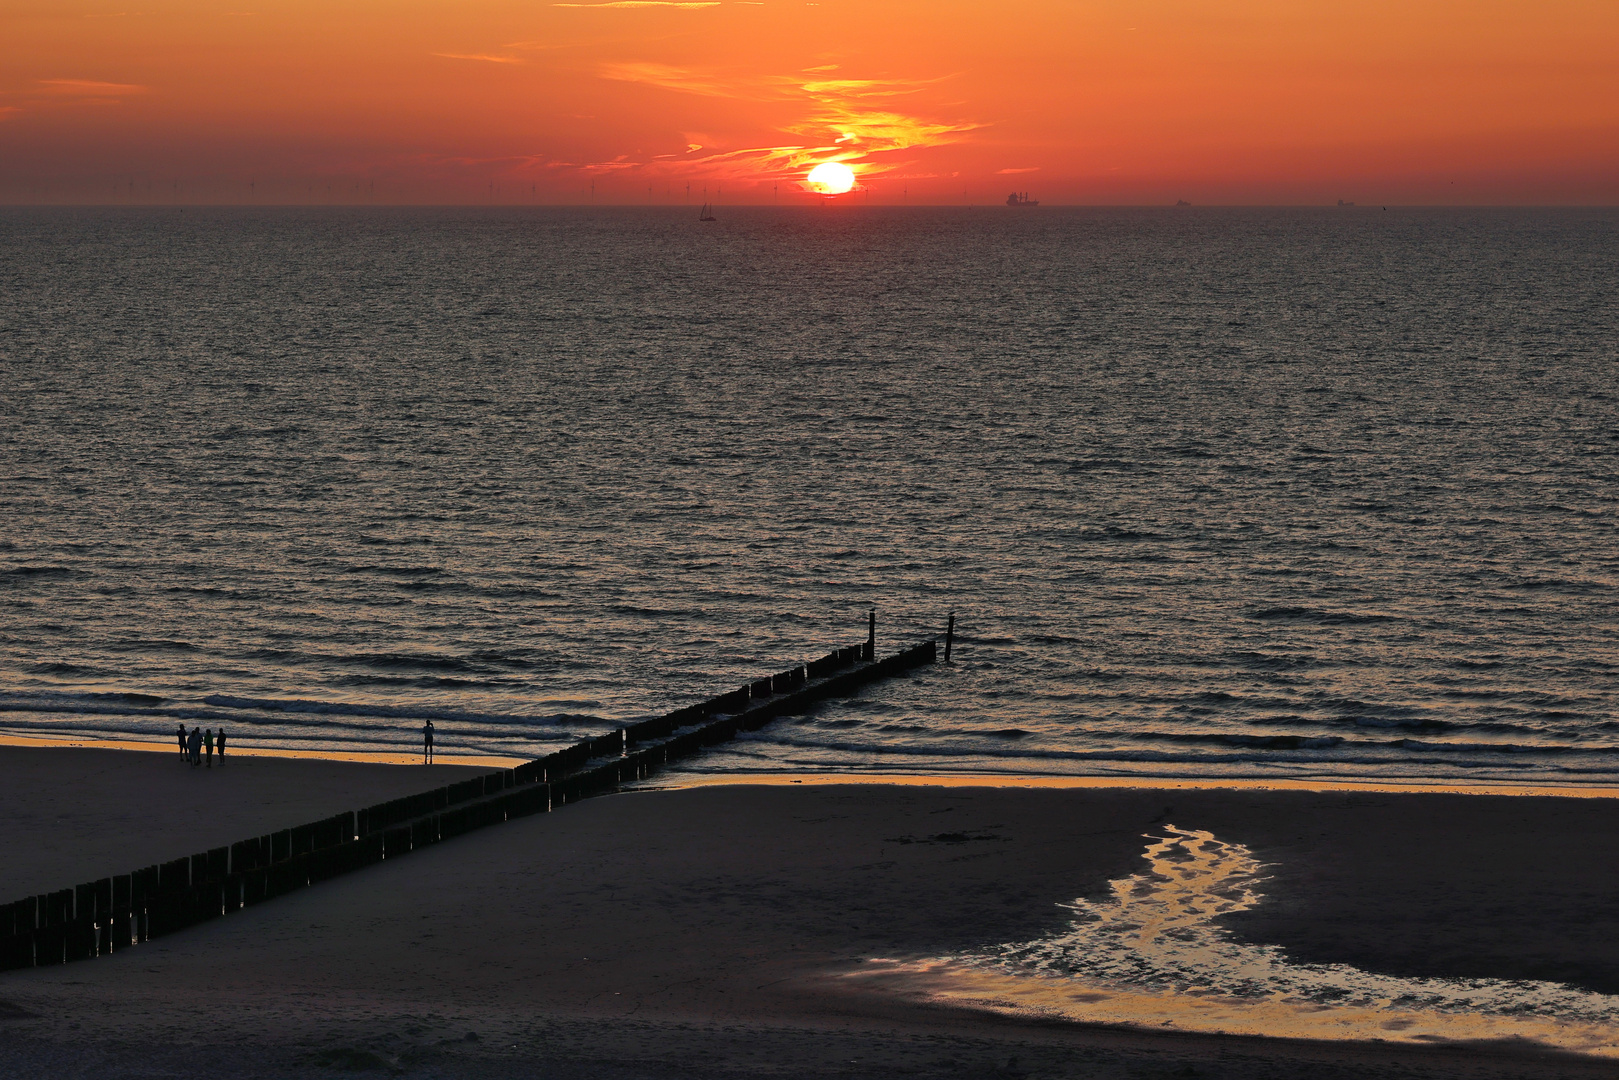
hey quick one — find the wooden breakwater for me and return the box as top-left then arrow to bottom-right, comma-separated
0,635 -> 938,973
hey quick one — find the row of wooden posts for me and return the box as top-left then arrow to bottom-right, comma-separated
0,631 -> 941,972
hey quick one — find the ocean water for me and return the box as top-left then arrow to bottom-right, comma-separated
1,205 -> 1615,785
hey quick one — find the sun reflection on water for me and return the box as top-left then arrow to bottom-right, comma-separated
857,828 -> 1619,1057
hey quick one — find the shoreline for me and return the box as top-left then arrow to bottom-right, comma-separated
649,769 -> 1619,799
0,731 -> 529,769
5,733 -> 1617,799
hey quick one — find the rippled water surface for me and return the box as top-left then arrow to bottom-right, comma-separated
1,206 -> 1615,782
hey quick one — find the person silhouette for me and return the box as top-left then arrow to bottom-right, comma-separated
188,725 -> 203,766
177,724 -> 188,760
423,720 -> 435,764
216,728 -> 227,762
204,728 -> 214,768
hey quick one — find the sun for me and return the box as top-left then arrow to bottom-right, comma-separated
806,161 -> 856,195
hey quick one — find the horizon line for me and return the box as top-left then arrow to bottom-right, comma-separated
3,201 -> 1616,210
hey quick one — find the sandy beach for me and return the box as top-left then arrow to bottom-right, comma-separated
0,744 -> 489,898
2,747 -> 1618,1078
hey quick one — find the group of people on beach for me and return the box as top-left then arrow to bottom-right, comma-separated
167,720 -> 434,765
176,723 -> 225,767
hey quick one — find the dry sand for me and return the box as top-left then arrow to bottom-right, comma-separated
2,747 -> 1618,1078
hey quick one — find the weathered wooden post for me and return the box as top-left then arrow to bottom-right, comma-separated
945,612 -> 954,662
867,609 -> 876,661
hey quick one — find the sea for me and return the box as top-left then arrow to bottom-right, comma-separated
1,205 -> 1615,787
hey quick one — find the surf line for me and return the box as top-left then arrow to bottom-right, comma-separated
0,617 -> 942,972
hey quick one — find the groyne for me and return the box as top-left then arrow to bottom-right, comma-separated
0,635 -> 937,972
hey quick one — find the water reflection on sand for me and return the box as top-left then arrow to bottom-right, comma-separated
858,827 -> 1619,1057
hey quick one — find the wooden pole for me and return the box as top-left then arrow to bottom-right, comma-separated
945,613 -> 954,662
867,609 -> 876,661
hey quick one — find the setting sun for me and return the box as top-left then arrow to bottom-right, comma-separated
806,162 -> 856,196
1,0 -> 1613,204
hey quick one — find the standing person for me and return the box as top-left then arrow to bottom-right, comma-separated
216,728 -> 227,762
423,720 -> 434,764
189,725 -> 203,767
204,728 -> 214,767
177,724 -> 188,759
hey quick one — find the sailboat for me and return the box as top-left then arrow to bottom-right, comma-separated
698,203 -> 716,221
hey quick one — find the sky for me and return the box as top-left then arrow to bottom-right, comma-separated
1,0 -> 1615,205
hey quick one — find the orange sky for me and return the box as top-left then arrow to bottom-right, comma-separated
2,0 -> 1615,204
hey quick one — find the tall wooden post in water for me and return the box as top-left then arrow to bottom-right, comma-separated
945,613 -> 954,662
867,609 -> 876,660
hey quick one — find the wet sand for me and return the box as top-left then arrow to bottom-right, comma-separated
0,743 -> 488,897
2,747 -> 1618,1078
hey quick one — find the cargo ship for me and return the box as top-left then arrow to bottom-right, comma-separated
1005,192 -> 1039,207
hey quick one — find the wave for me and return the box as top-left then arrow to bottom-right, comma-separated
229,648 -> 542,674
1251,606 -> 1399,625
25,662 -> 101,675
0,690 -> 610,738
0,565 -> 81,579
743,730 -> 1619,764
200,694 -> 600,727
341,652 -> 494,673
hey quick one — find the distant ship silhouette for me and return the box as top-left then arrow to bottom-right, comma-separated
1175,199 -> 1192,206
698,203 -> 716,221
1005,192 -> 1039,207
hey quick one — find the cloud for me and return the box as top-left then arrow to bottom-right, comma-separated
996,167 -> 1039,174
433,53 -> 522,63
37,79 -> 147,96
795,105 -> 973,155
599,62 -> 734,96
586,64 -> 977,185
0,106 -> 19,120
785,74 -> 979,160
798,76 -> 949,99
554,2 -> 720,7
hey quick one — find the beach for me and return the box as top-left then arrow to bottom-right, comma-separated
2,746 -> 1617,1078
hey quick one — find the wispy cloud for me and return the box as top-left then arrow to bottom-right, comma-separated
433,53 -> 523,64
997,167 -> 1039,174
555,2 -> 721,7
37,79 -> 148,97
598,63 -> 976,175
794,104 -> 970,155
599,62 -> 734,96
798,78 -> 939,98
0,106 -> 19,120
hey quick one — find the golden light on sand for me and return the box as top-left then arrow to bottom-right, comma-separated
806,161 -> 856,195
